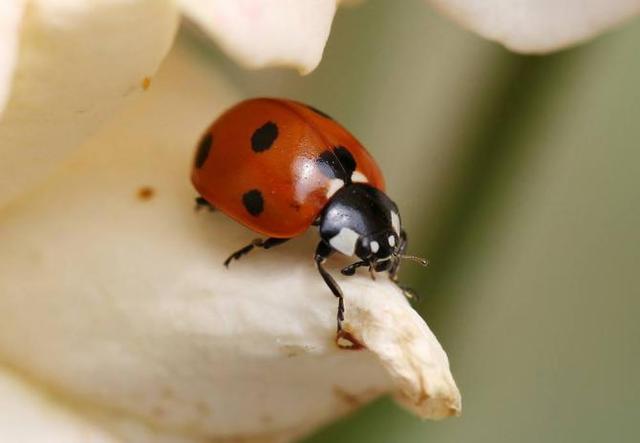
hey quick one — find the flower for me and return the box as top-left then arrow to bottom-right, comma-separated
426,0 -> 640,52
2,0 -> 637,441
0,2 -> 459,442
0,36 -> 460,442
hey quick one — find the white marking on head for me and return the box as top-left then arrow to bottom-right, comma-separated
390,211 -> 401,235
326,178 -> 344,198
388,235 -> 396,247
370,241 -> 380,253
351,170 -> 368,183
329,228 -> 360,256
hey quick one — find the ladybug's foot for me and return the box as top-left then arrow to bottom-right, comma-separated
194,196 -> 216,212
398,282 -> 421,303
224,237 -> 289,267
340,261 -> 368,276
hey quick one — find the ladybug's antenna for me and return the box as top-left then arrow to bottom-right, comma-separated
397,254 -> 429,267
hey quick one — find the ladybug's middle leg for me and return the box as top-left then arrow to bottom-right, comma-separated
224,237 -> 289,267
314,241 -> 345,333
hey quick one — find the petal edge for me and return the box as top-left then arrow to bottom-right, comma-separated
179,0 -> 337,74
428,0 -> 640,52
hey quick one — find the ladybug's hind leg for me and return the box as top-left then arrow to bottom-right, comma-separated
195,196 -> 216,212
224,237 -> 289,267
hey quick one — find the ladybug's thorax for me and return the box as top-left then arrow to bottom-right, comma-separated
319,183 -> 402,268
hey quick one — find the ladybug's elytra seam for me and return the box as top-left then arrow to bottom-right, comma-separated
305,104 -> 334,120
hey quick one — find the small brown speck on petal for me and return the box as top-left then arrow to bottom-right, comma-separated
142,76 -> 151,90
137,186 -> 155,201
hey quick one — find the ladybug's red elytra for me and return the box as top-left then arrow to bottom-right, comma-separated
191,98 -> 426,333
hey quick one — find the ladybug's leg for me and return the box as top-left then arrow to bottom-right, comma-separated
340,260 -> 369,276
314,241 -> 345,333
224,237 -> 289,267
389,229 -> 408,280
389,230 -> 421,302
195,196 -> 216,212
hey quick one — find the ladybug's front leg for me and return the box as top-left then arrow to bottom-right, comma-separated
340,261 -> 369,276
224,237 -> 289,267
389,229 -> 408,280
389,230 -> 421,302
314,241 -> 345,333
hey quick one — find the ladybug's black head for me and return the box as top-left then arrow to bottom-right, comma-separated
319,183 -> 420,272
354,229 -> 400,271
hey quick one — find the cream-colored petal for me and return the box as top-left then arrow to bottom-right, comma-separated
0,38 -> 458,442
0,0 -> 179,208
428,0 -> 640,52
343,284 -> 461,418
0,368 -> 118,443
0,0 -> 24,115
178,0 -> 337,74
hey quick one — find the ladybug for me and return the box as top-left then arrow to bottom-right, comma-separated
191,98 -> 426,333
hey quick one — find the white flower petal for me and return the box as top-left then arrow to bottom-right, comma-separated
343,285 -> 461,418
0,368 -> 117,443
428,0 -> 640,52
0,1 -> 24,116
0,0 -> 179,208
0,39 -> 458,441
178,0 -> 337,74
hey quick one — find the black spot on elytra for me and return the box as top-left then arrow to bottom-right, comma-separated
333,146 -> 356,175
195,132 -> 213,168
251,121 -> 278,152
316,146 -> 357,183
306,104 -> 333,120
242,189 -> 264,216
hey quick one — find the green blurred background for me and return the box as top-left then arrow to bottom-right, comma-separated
191,0 -> 640,441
